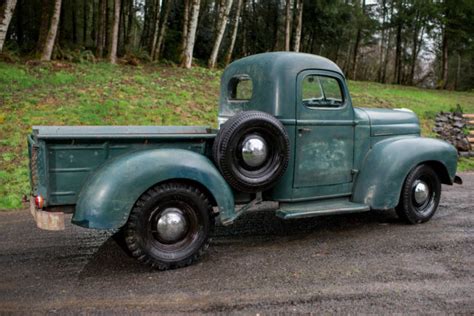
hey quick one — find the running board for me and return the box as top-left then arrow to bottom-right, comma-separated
276,198 -> 370,220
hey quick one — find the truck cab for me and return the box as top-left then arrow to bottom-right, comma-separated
28,52 -> 460,270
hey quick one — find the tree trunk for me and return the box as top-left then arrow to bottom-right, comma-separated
454,52 -> 460,90
343,40 -> 352,75
440,26 -> 448,89
394,0 -> 403,84
292,0 -> 303,52
83,0 -> 88,46
91,0 -> 97,49
153,0 -> 172,60
105,0 -> 110,53
118,0 -> 125,54
108,0 -> 120,63
125,0 -> 134,51
409,23 -> 424,85
377,0 -> 387,82
72,0 -> 78,44
208,0 -> 233,68
150,0 -> 161,58
96,0 -> 107,57
270,0 -> 279,51
351,0 -> 365,80
0,0 -> 17,52
351,28 -> 361,80
241,0 -> 247,55
179,0 -> 190,61
140,0 -> 151,48
224,0 -> 243,66
381,28 -> 392,83
284,0 -> 292,51
41,0 -> 62,61
213,0 -> 221,35
37,0 -> 50,54
181,0 -> 201,68
381,1 -> 394,84
394,22 -> 402,83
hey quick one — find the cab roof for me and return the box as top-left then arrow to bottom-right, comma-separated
219,52 -> 346,120
226,52 -> 344,76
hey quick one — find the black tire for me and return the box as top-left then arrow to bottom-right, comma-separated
213,111 -> 290,193
396,164 -> 441,224
124,182 -> 214,270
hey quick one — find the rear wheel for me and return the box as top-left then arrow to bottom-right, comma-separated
396,164 -> 441,224
124,182 -> 214,270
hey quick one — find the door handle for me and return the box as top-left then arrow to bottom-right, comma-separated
298,128 -> 311,134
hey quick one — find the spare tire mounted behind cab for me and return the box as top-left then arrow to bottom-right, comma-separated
213,110 -> 290,193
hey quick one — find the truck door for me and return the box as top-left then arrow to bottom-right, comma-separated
294,70 -> 354,188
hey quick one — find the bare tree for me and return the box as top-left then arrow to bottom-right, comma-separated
108,0 -> 121,63
208,0 -> 233,68
0,0 -> 17,52
41,0 -> 62,61
181,0 -> 201,68
224,0 -> 243,65
292,0 -> 303,52
284,0 -> 292,51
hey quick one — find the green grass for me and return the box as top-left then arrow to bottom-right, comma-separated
0,61 -> 473,210
348,81 -> 474,134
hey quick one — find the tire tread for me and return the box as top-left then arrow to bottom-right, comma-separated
124,182 -> 214,270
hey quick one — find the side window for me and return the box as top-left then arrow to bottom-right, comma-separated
302,75 -> 344,108
228,75 -> 253,101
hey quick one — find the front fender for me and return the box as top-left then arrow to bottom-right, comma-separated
72,149 -> 235,229
352,136 -> 458,209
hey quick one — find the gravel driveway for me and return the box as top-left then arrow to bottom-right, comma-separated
0,173 -> 473,314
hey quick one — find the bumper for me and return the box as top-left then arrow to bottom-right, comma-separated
30,197 -> 65,231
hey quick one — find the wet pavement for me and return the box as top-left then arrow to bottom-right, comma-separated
0,173 -> 473,314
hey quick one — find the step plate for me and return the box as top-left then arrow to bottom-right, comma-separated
276,199 -> 370,220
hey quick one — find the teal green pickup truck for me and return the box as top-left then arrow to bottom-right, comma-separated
28,52 -> 462,270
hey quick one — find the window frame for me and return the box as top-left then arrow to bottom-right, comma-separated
301,73 -> 346,110
227,74 -> 253,102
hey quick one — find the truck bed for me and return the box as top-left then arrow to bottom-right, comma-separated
28,126 -> 216,208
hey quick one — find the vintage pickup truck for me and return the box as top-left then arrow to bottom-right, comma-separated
28,52 -> 461,270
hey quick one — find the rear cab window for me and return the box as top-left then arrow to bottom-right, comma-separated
228,75 -> 253,101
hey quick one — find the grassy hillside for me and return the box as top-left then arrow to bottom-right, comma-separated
1,62 -> 473,210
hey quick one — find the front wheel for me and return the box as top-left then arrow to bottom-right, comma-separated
124,182 -> 214,270
396,164 -> 441,224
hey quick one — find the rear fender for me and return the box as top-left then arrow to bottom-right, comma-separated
72,149 -> 235,229
352,137 -> 458,209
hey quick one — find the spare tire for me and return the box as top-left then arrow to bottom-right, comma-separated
213,111 -> 290,193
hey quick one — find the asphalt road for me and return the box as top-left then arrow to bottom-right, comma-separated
1,173 -> 473,314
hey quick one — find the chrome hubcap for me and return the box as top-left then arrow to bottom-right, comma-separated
414,181 -> 429,205
156,208 -> 188,243
241,136 -> 268,168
